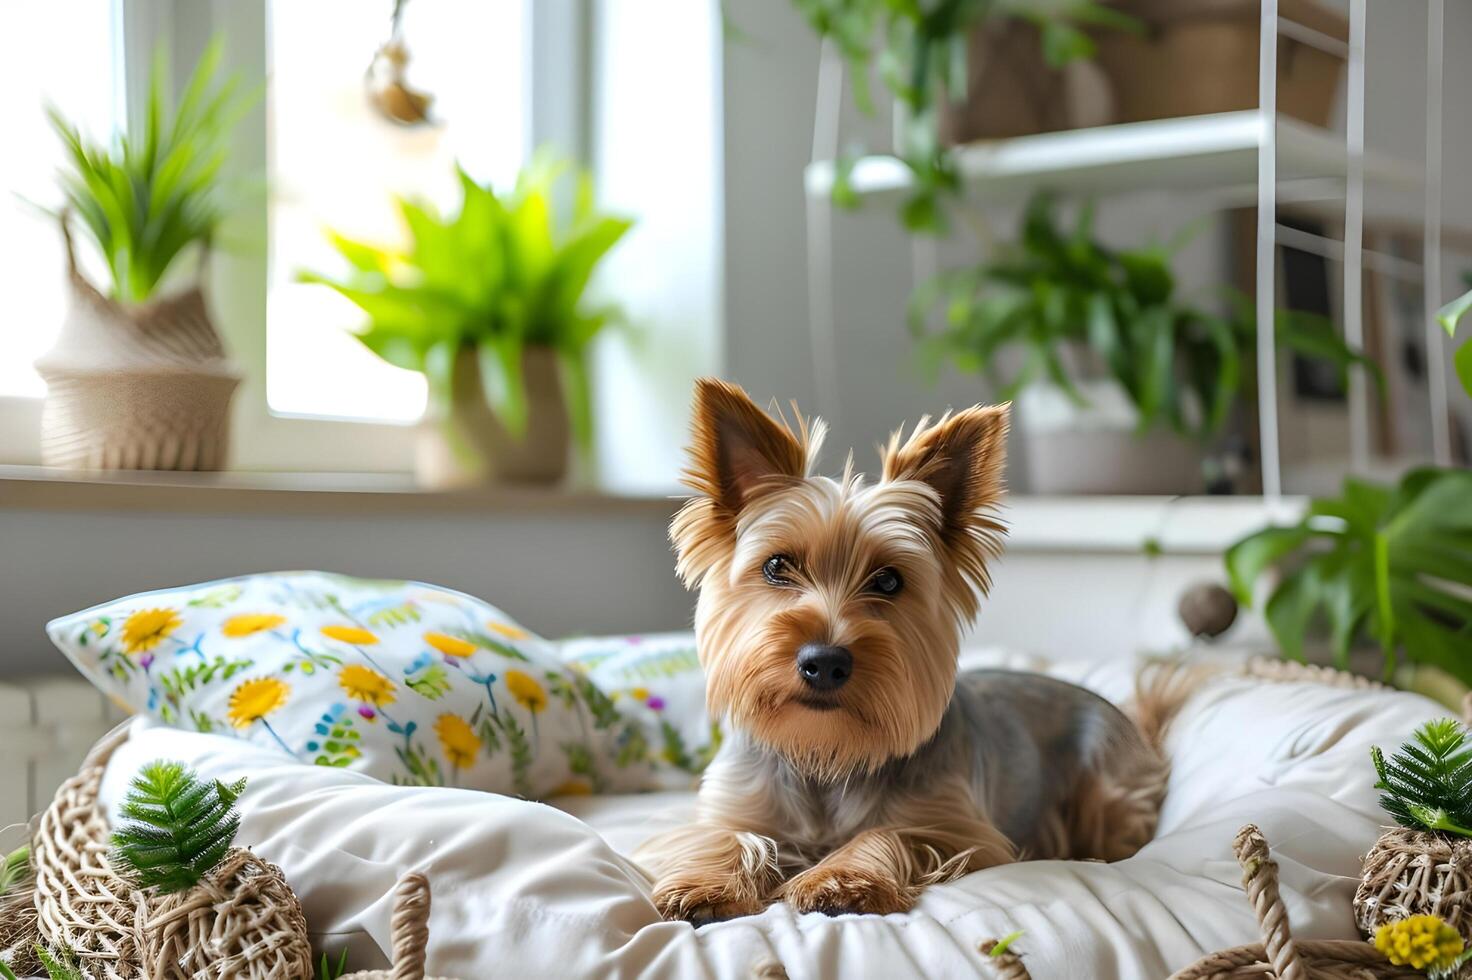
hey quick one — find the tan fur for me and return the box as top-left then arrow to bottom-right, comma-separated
647,379 -> 1186,923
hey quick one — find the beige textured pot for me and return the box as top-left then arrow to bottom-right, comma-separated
415,344 -> 571,489
34,219 -> 240,471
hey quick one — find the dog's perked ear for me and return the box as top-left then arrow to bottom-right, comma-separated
671,378 -> 824,586
881,405 -> 1010,609
684,377 -> 818,513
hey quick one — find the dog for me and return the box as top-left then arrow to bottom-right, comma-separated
640,378 -> 1192,923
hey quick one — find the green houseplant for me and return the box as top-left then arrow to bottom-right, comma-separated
795,0 -> 1138,231
301,156 -> 633,487
1226,468 -> 1472,685
1438,287 -> 1472,400
912,193 -> 1371,492
35,38 -> 255,472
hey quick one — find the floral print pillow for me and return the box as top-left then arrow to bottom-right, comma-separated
555,632 -> 721,790
47,572 -> 661,797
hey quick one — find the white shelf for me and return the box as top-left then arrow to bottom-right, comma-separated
804,111 -> 1421,206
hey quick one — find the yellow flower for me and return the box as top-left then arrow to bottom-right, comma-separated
321,625 -> 378,645
505,670 -> 547,713
121,608 -> 182,655
1375,915 -> 1464,971
222,613 -> 286,638
424,631 -> 477,658
434,714 -> 481,768
227,677 -> 290,729
486,621 -> 530,641
551,780 -> 593,797
631,687 -> 650,701
339,664 -> 396,707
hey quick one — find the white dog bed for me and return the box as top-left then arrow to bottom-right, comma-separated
94,654 -> 1443,980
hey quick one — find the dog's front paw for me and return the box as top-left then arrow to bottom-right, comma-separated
653,877 -> 767,925
781,864 -> 915,916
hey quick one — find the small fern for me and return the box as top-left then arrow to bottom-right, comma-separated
0,845 -> 28,897
1371,719 -> 1472,836
111,760 -> 246,894
0,945 -> 85,980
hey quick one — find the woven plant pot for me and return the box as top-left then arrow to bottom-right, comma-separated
939,20 -> 1113,144
0,726 -> 313,979
34,217 -> 240,471
1094,0 -> 1347,128
1355,827 -> 1472,947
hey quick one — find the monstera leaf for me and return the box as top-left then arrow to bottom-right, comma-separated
1226,468 -> 1472,684
1438,287 -> 1472,400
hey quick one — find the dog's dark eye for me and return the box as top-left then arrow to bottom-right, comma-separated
869,567 -> 903,596
763,555 -> 795,586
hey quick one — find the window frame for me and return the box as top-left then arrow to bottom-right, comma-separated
1,0 -> 584,473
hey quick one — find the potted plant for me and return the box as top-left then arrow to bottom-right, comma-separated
793,0 -> 1138,231
1094,0 -> 1349,129
1357,720 -> 1472,951
300,156 -> 633,488
1226,467 -> 1472,692
34,40 -> 253,471
911,192 -> 1370,494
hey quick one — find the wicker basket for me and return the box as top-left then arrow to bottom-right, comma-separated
1095,0 -> 1348,128
34,216 -> 240,471
1356,827 -> 1472,949
0,725 -> 312,979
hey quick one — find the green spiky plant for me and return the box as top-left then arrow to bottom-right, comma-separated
110,761 -> 246,894
0,846 -> 27,897
1371,719 -> 1472,836
299,154 -> 633,451
46,38 -> 255,304
0,946 -> 86,980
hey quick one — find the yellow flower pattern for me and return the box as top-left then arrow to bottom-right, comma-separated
435,713 -> 481,768
487,621 -> 530,641
505,670 -> 547,713
228,677 -> 290,728
321,624 -> 378,645
1374,915 -> 1464,972
51,573 -> 689,796
222,613 -> 286,637
121,608 -> 182,655
339,664 -> 396,707
424,632 -> 477,657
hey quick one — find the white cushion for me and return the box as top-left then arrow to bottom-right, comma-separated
97,655 -> 1445,979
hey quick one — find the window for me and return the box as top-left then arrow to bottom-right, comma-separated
0,0 -> 122,399
266,0 -> 526,423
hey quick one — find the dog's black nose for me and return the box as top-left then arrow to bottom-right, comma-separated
797,644 -> 853,691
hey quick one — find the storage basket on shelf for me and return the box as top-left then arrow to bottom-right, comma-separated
34,216 -> 240,472
1095,0 -> 1348,128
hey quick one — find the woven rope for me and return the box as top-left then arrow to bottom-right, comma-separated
1170,825 -> 1423,980
1243,658 -> 1389,691
980,940 -> 1031,979
4,724 -> 312,979
341,872 -> 460,980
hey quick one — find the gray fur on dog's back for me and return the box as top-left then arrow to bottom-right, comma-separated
942,670 -> 1151,856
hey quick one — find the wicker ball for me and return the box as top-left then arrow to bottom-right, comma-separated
140,849 -> 313,979
1355,826 -> 1472,944
1178,582 -> 1238,639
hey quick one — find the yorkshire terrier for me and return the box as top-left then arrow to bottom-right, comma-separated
641,378 -> 1189,923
